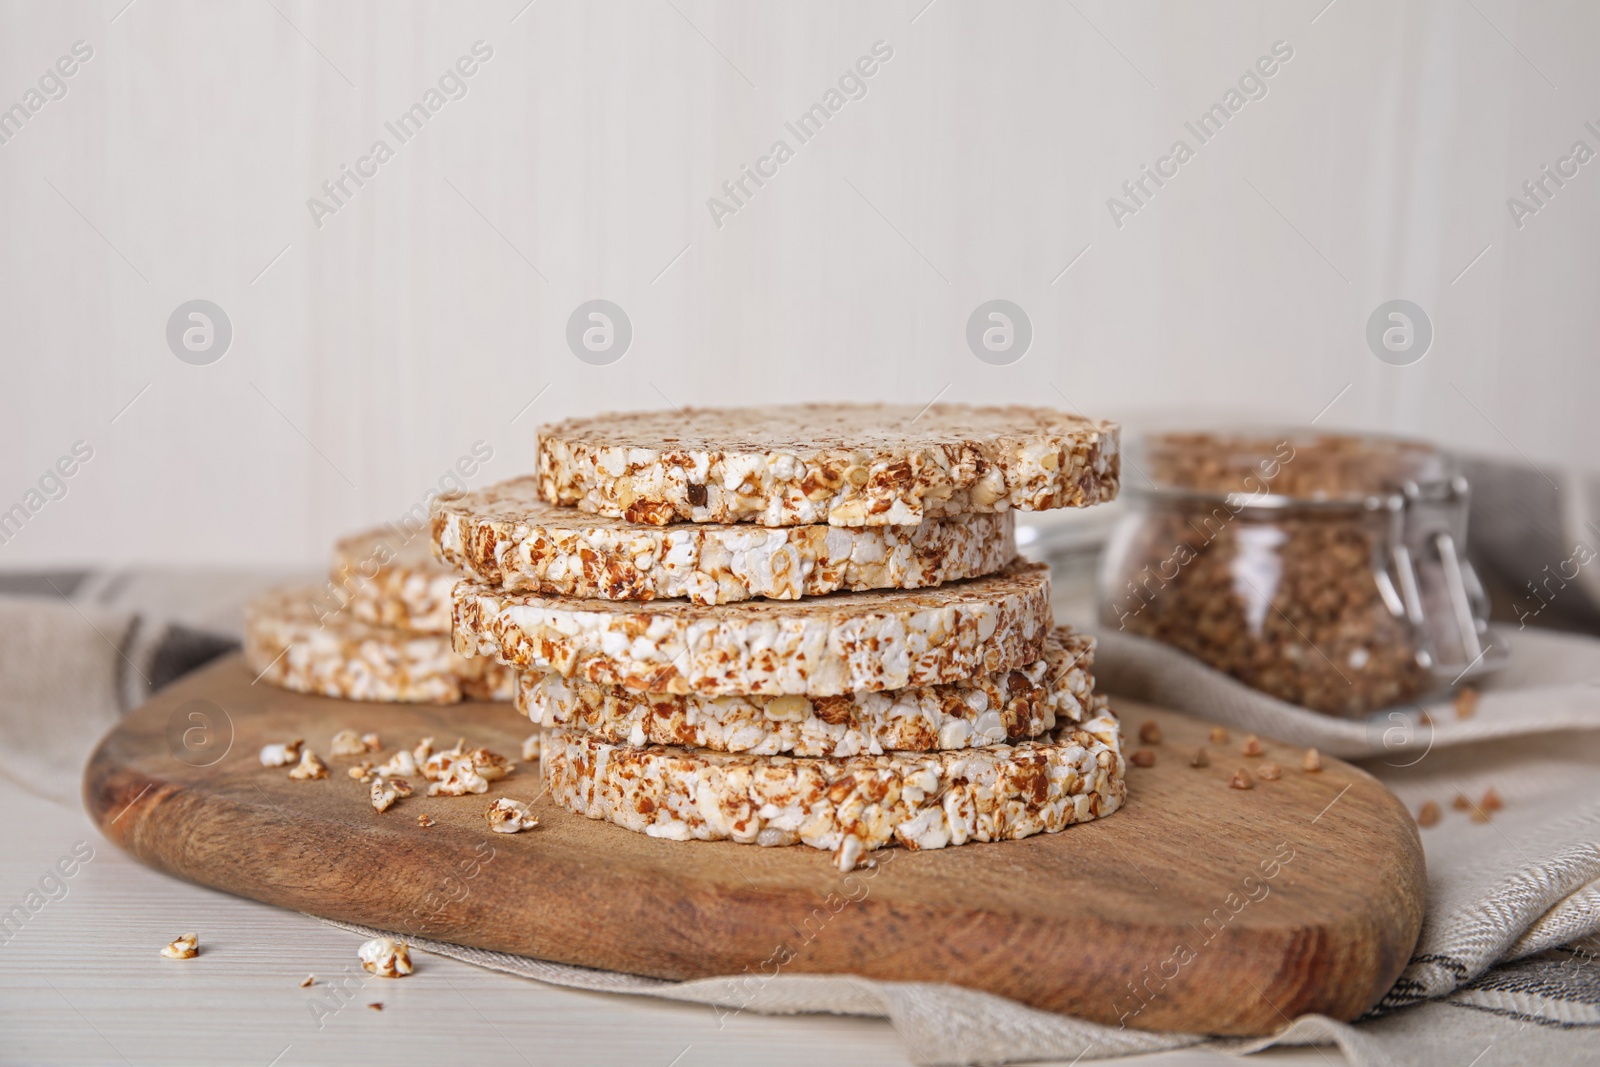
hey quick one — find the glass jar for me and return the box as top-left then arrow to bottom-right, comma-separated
1097,430 -> 1500,718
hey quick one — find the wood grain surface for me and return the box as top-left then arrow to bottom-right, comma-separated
84,655 -> 1424,1037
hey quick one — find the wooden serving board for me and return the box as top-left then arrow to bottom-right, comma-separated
85,655 -> 1424,1036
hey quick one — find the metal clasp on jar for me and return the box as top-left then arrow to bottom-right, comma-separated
1378,475 -> 1503,686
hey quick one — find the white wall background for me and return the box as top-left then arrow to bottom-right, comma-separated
0,0 -> 1594,566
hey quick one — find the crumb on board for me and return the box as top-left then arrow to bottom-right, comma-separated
289,749 -> 329,780
371,776 -> 413,814
259,739 -> 303,768
486,797 -> 537,834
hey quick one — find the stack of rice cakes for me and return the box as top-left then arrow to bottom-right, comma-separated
245,529 -> 515,704
442,403 -> 1127,869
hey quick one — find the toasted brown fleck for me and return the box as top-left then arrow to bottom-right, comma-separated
1241,735 -> 1264,758
1130,749 -> 1156,768
1209,726 -> 1229,744
1417,801 -> 1441,827
1138,720 -> 1162,745
1229,769 -> 1253,790
1452,793 -> 1472,811
1481,787 -> 1503,812
1301,748 -> 1322,773
300,975 -> 315,988
1257,762 -> 1282,781
1190,747 -> 1209,768
368,1002 -> 383,1012
1455,687 -> 1479,719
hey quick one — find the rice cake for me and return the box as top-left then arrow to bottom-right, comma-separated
246,586 -> 513,704
537,403 -> 1120,527
540,704 -> 1126,870
332,527 -> 457,634
452,561 -> 1053,697
517,628 -> 1095,756
432,476 -> 1017,605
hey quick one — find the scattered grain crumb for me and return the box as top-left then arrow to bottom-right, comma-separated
161,933 -> 198,960
1190,748 -> 1209,768
368,1002 -> 383,1011
370,776 -> 413,814
1417,801 -> 1442,827
375,750 -> 418,778
361,732 -> 381,752
486,797 -> 537,834
1241,735 -> 1264,758
1229,769 -> 1254,790
416,813 -> 435,828
1452,793 -> 1472,811
833,834 -> 865,873
329,730 -> 367,757
1419,710 -> 1434,726
522,733 -> 540,762
428,758 -> 489,797
1470,803 -> 1492,824
358,938 -> 412,978
1481,787 -> 1503,812
348,761 -> 374,781
423,741 -> 511,786
288,749 -> 329,780
1455,688 -> 1479,720
299,974 -> 315,988
1130,749 -> 1156,768
1138,721 -> 1163,745
1302,748 -> 1323,773
1257,762 -> 1282,781
259,739 -> 303,768
1209,727 -> 1230,744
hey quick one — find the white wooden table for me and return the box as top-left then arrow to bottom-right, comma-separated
0,774 -> 1337,1066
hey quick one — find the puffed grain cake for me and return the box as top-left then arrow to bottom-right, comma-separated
517,627 -> 1096,756
537,403 -> 1120,527
246,585 -> 514,704
432,476 -> 1018,605
453,561 -> 1053,697
541,704 -> 1126,871
332,527 -> 457,634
